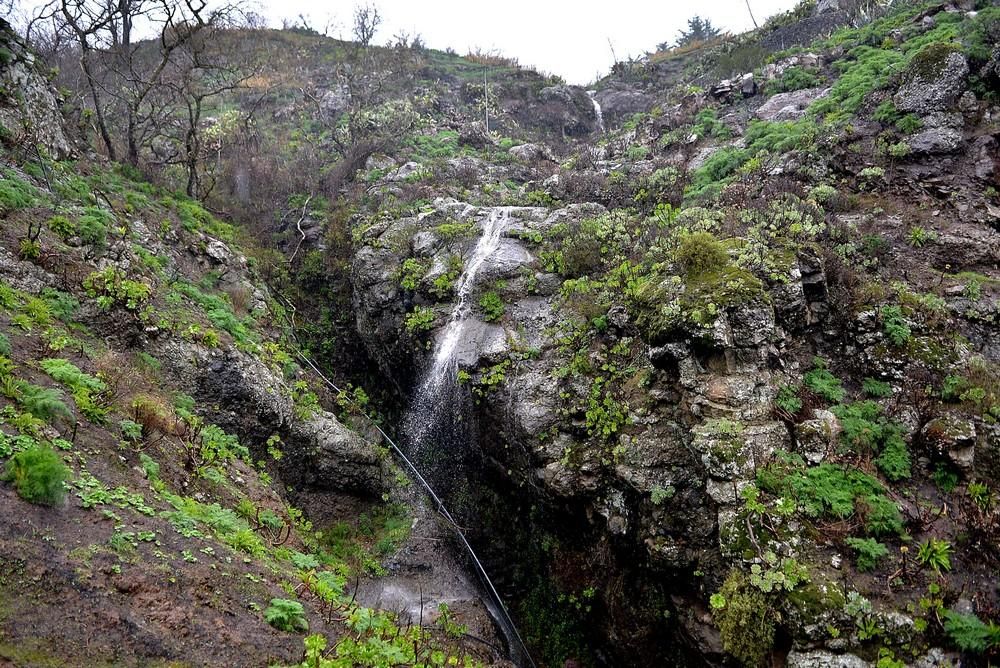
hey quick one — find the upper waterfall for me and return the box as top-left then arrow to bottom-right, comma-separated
587,90 -> 604,134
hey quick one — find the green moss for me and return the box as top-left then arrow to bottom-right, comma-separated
906,41 -> 961,81
713,570 -> 776,667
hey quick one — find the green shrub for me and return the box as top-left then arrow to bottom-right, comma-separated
692,108 -> 731,139
675,231 -> 729,275
39,358 -> 109,423
77,206 -> 113,247
2,447 -> 70,505
0,332 -> 10,356
84,267 -> 152,311
41,288 -> 80,322
16,383 -> 72,422
404,306 -> 435,333
264,598 -> 309,633
765,66 -> 821,94
398,258 -> 427,291
811,45 -> 904,122
831,401 -> 910,480
19,239 -> 40,261
844,537 -> 889,571
0,171 -> 38,212
775,385 -> 803,416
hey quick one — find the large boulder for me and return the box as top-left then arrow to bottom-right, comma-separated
756,87 -> 830,121
319,84 -> 350,117
536,84 -> 598,136
907,127 -> 964,154
155,341 -> 388,496
894,44 -> 969,113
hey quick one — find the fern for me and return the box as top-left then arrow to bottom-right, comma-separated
17,383 -> 72,422
804,362 -> 845,403
943,610 -> 1000,653
39,358 -> 105,393
264,598 -> 309,633
844,537 -> 889,572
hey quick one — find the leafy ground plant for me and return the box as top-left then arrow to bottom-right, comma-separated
265,598 -> 309,633
2,447 -> 70,505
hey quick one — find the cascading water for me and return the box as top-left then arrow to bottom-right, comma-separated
588,90 -> 605,134
401,206 -> 533,667
404,206 -> 513,450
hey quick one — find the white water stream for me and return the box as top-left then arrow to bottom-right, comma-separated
587,90 -> 605,134
406,207 -> 513,446
400,206 -> 532,666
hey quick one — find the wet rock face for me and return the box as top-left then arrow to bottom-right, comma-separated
350,197 -> 839,662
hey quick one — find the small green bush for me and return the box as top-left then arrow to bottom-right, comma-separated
775,384 -> 803,416
48,216 -> 76,241
0,172 -> 38,212
804,361 -> 845,403
77,207 -> 113,247
844,537 -> 889,571
478,290 -> 504,322
0,332 -> 10,356
17,383 -> 72,422
675,231 -> 729,275
404,306 -> 435,333
264,598 -> 309,633
831,401 -> 910,480
2,447 -> 70,505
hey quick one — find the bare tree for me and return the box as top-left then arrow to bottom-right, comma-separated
23,0 -> 257,194
351,2 -> 380,46
152,13 -> 260,197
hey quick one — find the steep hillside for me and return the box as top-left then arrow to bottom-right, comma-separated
3,0 -> 1000,667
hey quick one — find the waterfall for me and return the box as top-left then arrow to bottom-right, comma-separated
588,90 -> 605,134
405,206 -> 512,449
400,206 -> 533,667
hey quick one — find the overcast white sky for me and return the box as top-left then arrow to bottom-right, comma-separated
257,0 -> 801,84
